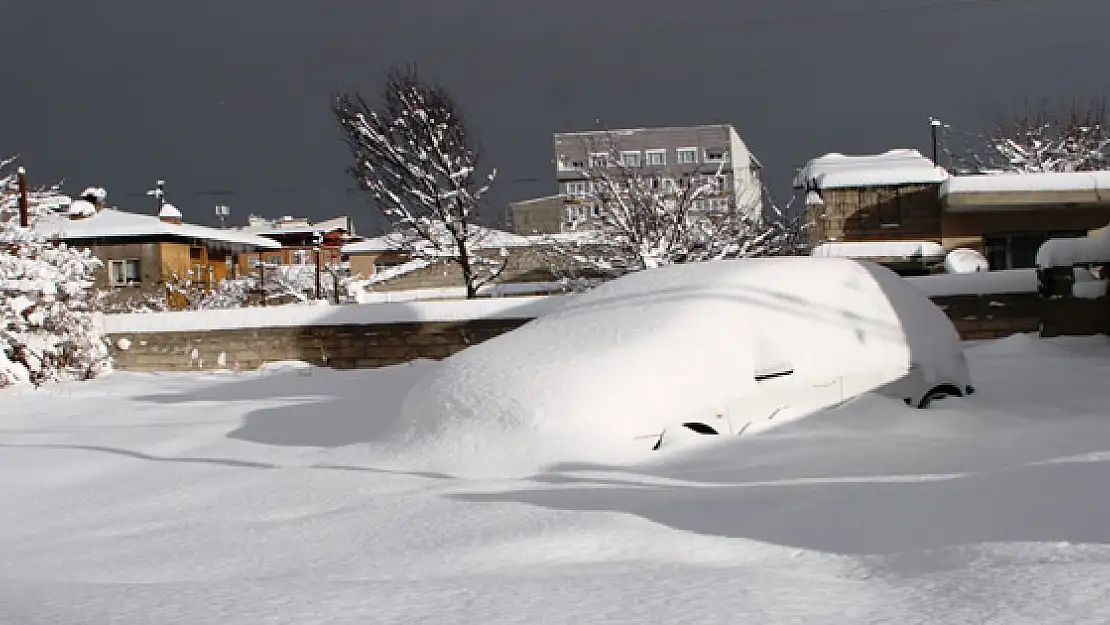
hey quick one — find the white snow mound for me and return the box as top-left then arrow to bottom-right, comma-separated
395,257 -> 963,478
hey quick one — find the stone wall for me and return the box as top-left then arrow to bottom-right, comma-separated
931,293 -> 1042,341
106,293 -> 1108,373
109,319 -> 530,372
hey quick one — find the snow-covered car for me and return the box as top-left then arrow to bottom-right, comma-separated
399,257 -> 973,470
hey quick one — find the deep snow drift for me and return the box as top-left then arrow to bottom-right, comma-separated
395,258 -> 967,478
3,335 -> 1110,623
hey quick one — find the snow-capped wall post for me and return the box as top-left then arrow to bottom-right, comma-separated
16,167 -> 29,227
332,64 -> 503,299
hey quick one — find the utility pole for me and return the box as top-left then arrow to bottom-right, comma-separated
16,166 -> 30,227
930,118 -> 943,166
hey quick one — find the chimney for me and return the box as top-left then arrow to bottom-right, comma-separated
16,166 -> 29,227
158,203 -> 183,225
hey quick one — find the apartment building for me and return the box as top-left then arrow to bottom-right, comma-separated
514,124 -> 763,234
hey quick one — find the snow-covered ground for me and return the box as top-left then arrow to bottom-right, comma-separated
3,334 -> 1110,623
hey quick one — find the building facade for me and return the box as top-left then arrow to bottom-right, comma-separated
535,124 -> 763,233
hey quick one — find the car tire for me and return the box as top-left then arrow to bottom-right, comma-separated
917,384 -> 964,409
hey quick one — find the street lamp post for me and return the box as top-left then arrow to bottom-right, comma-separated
929,118 -> 943,166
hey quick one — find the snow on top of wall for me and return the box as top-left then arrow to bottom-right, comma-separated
100,296 -> 565,334
157,203 -> 182,219
342,226 -> 531,254
941,170 -> 1110,197
36,208 -> 281,249
905,269 -> 1038,297
794,149 -> 948,190
810,241 -> 945,259
1036,227 -> 1110,268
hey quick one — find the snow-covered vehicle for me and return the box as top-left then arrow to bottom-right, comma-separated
401,257 -> 973,467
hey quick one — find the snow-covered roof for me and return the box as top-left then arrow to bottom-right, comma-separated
810,241 -> 945,260
237,215 -> 355,236
342,226 -> 531,254
35,208 -> 281,249
1036,226 -> 1110,268
794,149 -> 949,190
941,171 -> 1110,209
158,203 -> 182,219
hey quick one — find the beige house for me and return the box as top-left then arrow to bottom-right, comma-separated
34,199 -> 280,305
341,227 -> 563,293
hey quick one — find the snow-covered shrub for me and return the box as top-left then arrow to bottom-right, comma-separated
1,160 -> 109,387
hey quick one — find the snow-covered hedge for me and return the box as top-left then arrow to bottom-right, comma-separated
1,162 -> 110,386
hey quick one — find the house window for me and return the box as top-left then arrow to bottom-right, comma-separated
245,253 -> 260,268
292,249 -> 310,264
704,147 -> 728,162
589,153 -> 609,168
707,198 -> 729,212
373,259 -> 403,272
565,181 -> 589,196
591,204 -> 602,218
620,151 -> 641,167
265,254 -> 283,266
645,150 -> 666,166
676,148 -> 698,164
565,204 -> 587,223
108,259 -> 140,286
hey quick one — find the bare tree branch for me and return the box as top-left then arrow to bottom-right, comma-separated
944,96 -> 1110,174
543,132 -> 805,274
332,65 -> 501,298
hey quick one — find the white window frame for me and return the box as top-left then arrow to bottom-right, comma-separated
707,197 -> 730,212
565,181 -> 589,197
588,152 -> 610,168
704,147 -> 729,162
676,147 -> 698,164
620,151 -> 641,167
645,149 -> 667,166
108,259 -> 140,286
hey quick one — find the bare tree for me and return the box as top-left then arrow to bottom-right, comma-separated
543,136 -> 804,275
944,97 -> 1110,174
332,65 -> 504,299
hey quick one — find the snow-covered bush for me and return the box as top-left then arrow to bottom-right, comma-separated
1,160 -> 109,387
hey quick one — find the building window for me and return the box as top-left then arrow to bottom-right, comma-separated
565,204 -> 588,223
620,151 -> 641,167
265,254 -> 283,266
704,147 -> 728,162
589,153 -> 609,168
108,259 -> 140,286
707,198 -> 729,212
645,150 -> 666,166
373,259 -> 403,272
676,148 -> 698,164
565,181 -> 589,196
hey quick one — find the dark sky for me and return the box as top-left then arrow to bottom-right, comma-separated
1,0 -> 1107,232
